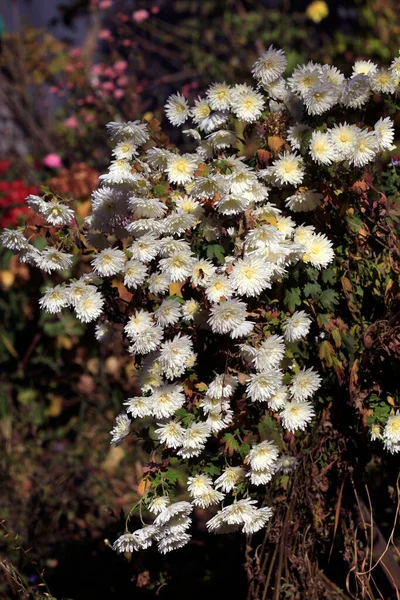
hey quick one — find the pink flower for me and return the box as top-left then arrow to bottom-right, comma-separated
69,47 -> 81,58
92,64 -> 103,76
114,60 -> 127,72
99,0 -> 112,7
99,29 -> 111,40
151,6 -> 160,13
43,154 -> 62,169
64,116 -> 79,129
117,75 -> 129,87
85,114 -> 95,123
132,9 -> 149,22
114,89 -> 125,99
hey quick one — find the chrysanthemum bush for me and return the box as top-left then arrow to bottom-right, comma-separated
2,47 -> 399,565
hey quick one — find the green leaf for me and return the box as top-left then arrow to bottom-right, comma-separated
321,268 -> 336,284
319,289 -> 339,310
206,244 -> 226,264
304,282 -> 322,300
223,433 -> 239,454
284,288 -> 302,311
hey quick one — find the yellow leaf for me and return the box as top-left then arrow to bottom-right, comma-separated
46,395 -> 63,417
102,445 -> 125,473
169,282 -> 183,297
319,340 -> 335,367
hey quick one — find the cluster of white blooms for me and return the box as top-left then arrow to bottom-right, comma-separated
2,48 -> 398,555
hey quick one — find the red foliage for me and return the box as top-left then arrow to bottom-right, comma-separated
0,177 -> 38,228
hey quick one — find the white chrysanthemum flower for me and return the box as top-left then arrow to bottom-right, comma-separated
383,411 -> 400,454
159,251 -> 196,282
302,232 -> 334,269
166,154 -> 198,185
277,455 -> 298,474
146,147 -> 174,170
26,194 -> 46,212
230,320 -> 255,339
280,400 -> 315,432
272,152 -> 304,186
229,169 -> 256,195
165,211 -> 196,236
0,229 -> 30,252
207,130 -> 238,150
287,123 -> 312,150
321,64 -> 345,86
268,387 -> 289,411
187,474 -> 225,508
164,92 -> 190,126
124,396 -> 153,418
290,367 -> 321,401
309,131 -> 336,165
215,194 -> 250,215
112,140 -> 138,160
265,77 -> 290,101
67,280 -> 96,306
129,233 -> 160,263
174,195 -> 204,217
182,299 -> 201,321
151,384 -> 186,419
390,53 -> 400,76
74,289 -> 104,323
285,188 -> 323,212
350,129 -> 379,167
230,84 -> 265,122
252,46 -> 287,85
154,299 -> 182,327
157,532 -> 191,554
191,259 -> 216,287
246,370 -> 283,402
100,159 -> 138,185
159,334 -> 193,379
206,408 -> 233,432
158,237 -> 191,258
207,498 -> 258,531
304,82 -> 338,115
94,320 -> 114,344
242,507 -> 273,534
155,420 -> 185,448
206,82 -> 232,110
37,248 -> 73,273
374,117 -> 395,151
208,299 -> 247,334
214,467 -> 245,493
149,496 -> 170,515
352,60 -> 378,77
129,197 -> 167,220
124,259 -> 147,289
288,62 -> 321,96
229,256 -> 273,297
329,123 -> 359,159
127,218 -> 163,237
370,424 -> 383,442
254,335 -> 286,370
154,501 -> 193,527
124,310 -> 154,339
106,120 -> 150,145
370,68 -> 396,94
341,75 -> 371,109
275,215 -> 296,238
110,413 -> 131,446
91,248 -> 125,277
147,271 -> 170,295
191,175 -> 228,200
283,310 -> 312,342
39,285 -> 70,313
206,374 -> 238,399
128,325 -> 164,355
177,422 -> 211,458
40,200 -> 75,226
245,225 -> 282,253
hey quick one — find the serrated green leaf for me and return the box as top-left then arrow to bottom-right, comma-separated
284,288 -> 302,311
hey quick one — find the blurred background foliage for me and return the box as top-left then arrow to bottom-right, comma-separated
0,1 -> 399,599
